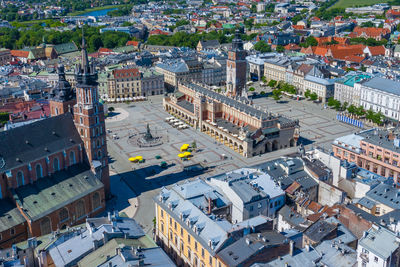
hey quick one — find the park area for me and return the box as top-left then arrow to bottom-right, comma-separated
331,0 -> 388,9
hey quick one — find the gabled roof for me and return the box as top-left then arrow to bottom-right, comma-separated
10,50 -> 30,58
14,163 -> 103,221
53,42 -> 78,55
0,113 -> 81,172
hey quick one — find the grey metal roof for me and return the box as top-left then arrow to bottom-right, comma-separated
303,220 -> 337,243
359,226 -> 400,260
217,231 -> 287,267
360,77 -> 400,96
365,183 -> 400,210
98,247 -> 176,267
156,59 -> 189,73
0,113 -> 82,172
358,197 -> 377,210
278,205 -> 310,231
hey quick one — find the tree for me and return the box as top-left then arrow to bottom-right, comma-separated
272,89 -> 281,101
310,92 -> 318,101
88,35 -> 103,52
254,40 -> 271,53
276,45 -> 285,53
342,102 -> 348,111
327,97 -> 335,107
355,106 -> 365,117
108,107 -> 115,112
249,87 -> 255,91
366,109 -> 375,121
299,36 -> 318,48
360,21 -> 374,28
267,80 -> 277,88
347,104 -> 357,115
305,89 -> 311,98
191,140 -> 197,150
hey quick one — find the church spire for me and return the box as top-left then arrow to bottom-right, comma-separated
81,27 -> 90,74
75,26 -> 98,87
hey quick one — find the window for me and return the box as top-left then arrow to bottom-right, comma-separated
92,192 -> 101,209
174,221 -> 177,230
161,222 -> 164,233
188,234 -> 191,243
201,248 -> 205,258
59,208 -> 69,223
170,217 -> 172,225
161,209 -> 164,218
249,205 -> 254,211
97,150 -> 102,160
209,256 -> 213,266
181,227 -> 183,237
40,217 -> 52,235
10,228 -> 14,235
53,157 -> 60,172
35,164 -> 43,179
75,200 -> 86,219
16,171 -> 24,187
69,151 -> 76,165
195,241 -> 198,251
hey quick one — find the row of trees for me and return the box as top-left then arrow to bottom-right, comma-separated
327,97 -> 384,125
147,30 -> 257,48
0,25 -> 131,51
304,90 -> 318,101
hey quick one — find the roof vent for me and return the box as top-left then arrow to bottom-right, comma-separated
70,138 -> 74,143
16,158 -> 21,162
69,184 -> 73,187
33,201 -> 38,204
52,131 -> 56,135
44,147 -> 49,152
51,192 -> 56,196
25,140 -> 29,144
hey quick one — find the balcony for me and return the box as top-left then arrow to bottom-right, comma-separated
360,253 -> 369,262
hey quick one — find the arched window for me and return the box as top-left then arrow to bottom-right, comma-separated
75,200 -> 86,219
69,151 -> 76,165
35,164 -> 43,179
79,105 -> 82,113
53,157 -> 59,172
55,107 -> 59,115
92,192 -> 101,210
40,217 -> 51,235
96,116 -> 99,124
16,171 -> 24,187
97,139 -> 100,148
59,208 -> 69,223
97,150 -> 102,160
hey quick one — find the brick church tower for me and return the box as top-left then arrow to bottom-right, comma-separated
73,34 -> 110,196
49,64 -> 76,116
226,29 -> 247,97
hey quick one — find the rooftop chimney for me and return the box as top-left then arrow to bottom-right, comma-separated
289,240 -> 294,256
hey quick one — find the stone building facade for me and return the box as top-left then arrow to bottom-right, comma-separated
163,82 -> 299,157
226,30 -> 247,97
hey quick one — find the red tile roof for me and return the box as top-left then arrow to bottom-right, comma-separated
126,41 -> 139,47
112,68 -> 140,78
11,50 -> 30,58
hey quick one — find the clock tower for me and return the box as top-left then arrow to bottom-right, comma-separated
226,29 -> 247,97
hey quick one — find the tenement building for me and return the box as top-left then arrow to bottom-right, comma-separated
0,35 -> 109,249
163,82 -> 299,157
333,128 -> 400,186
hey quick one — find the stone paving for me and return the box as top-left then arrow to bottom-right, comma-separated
105,94 -> 363,234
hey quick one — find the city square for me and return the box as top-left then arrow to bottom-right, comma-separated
105,93 -> 360,234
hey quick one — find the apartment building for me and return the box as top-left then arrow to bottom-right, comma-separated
108,68 -> 141,100
154,179 -> 287,267
264,56 -> 291,82
332,129 -> 400,185
207,167 -> 285,222
303,74 -> 336,102
334,72 -> 373,106
140,68 -> 164,96
357,225 -> 400,267
155,58 -> 202,91
359,77 -> 400,121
